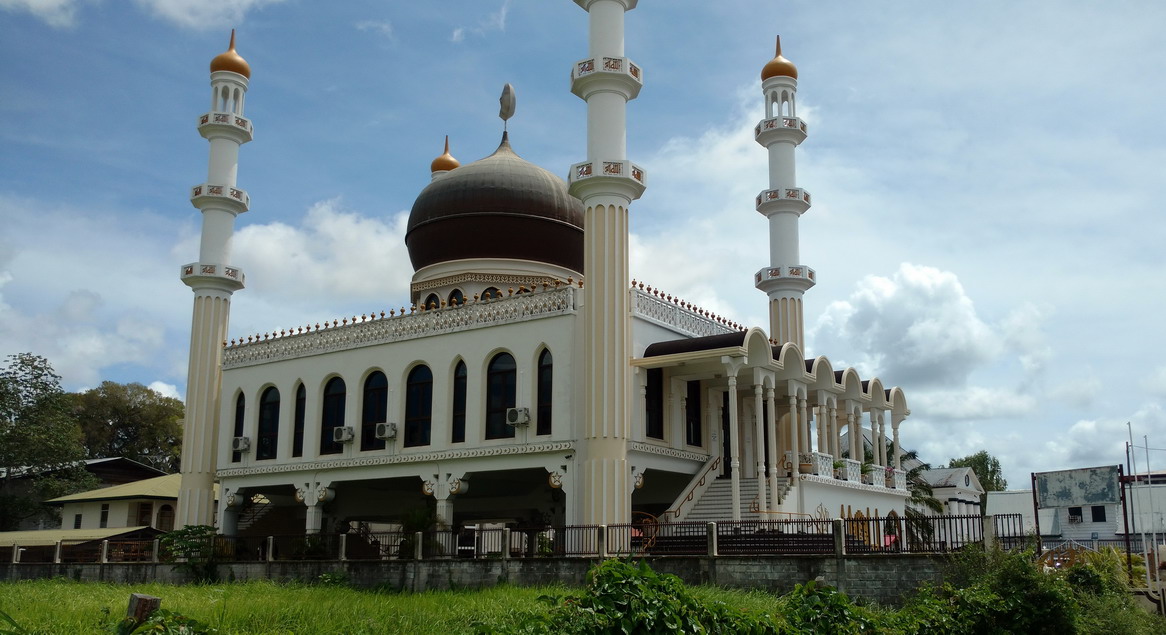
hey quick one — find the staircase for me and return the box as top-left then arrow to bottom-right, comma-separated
237,494 -> 274,532
680,476 -> 794,523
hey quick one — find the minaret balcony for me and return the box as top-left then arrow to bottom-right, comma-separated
755,265 -> 816,293
180,262 -> 245,292
754,116 -> 807,146
190,183 -> 249,214
568,159 -> 647,201
756,187 -> 811,216
570,56 -> 643,100
198,111 -> 254,143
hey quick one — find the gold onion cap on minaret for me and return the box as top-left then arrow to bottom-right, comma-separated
430,136 -> 460,172
210,29 -> 251,78
761,35 -> 797,80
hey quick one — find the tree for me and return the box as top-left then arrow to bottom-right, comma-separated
0,353 -> 96,530
947,450 -> 1008,508
71,381 -> 184,472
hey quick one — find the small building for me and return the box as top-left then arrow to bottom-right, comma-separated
46,474 -> 213,532
919,467 -> 985,516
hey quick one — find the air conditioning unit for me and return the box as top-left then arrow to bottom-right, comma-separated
505,407 -> 530,426
375,422 -> 398,440
332,426 -> 355,443
1068,514 -> 1082,524
231,436 -> 250,452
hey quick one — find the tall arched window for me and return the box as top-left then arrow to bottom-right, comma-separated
448,289 -> 465,306
424,293 -> 440,310
231,394 -> 245,463
536,349 -> 553,436
405,365 -> 433,447
156,504 -> 175,532
452,361 -> 467,443
361,372 -> 388,451
292,383 -> 306,457
257,387 -> 280,460
486,353 -> 516,440
320,377 -> 346,455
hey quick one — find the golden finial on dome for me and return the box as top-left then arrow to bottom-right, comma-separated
761,35 -> 797,80
210,29 -> 251,79
430,135 -> 460,173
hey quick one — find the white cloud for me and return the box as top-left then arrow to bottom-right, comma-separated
132,0 -> 288,29
148,380 -> 181,399
1144,367 -> 1166,399
355,20 -> 393,39
0,0 -> 79,27
450,0 -> 510,42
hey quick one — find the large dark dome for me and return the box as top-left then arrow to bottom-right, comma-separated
405,133 -> 584,273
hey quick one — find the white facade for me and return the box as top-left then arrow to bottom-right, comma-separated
179,13 -> 916,538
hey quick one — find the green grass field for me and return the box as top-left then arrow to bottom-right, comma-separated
0,578 -> 786,634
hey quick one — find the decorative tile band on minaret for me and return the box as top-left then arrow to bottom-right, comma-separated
754,36 -> 815,352
176,31 -> 252,529
568,0 -> 645,527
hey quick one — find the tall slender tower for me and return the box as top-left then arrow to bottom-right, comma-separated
568,0 -> 646,525
176,32 -> 252,528
754,37 -> 814,350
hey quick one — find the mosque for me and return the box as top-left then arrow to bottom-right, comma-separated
175,1 -> 916,538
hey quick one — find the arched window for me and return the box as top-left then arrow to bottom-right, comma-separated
486,353 -> 516,439
320,377 -> 346,455
536,349 -> 553,436
257,387 -> 279,460
292,383 -> 306,457
448,289 -> 465,307
483,286 -> 501,300
405,365 -> 433,447
424,293 -> 440,310
156,504 -> 175,532
231,394 -> 245,463
451,361 -> 467,443
361,372 -> 388,451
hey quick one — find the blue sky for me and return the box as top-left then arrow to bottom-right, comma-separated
2,0 -> 1165,487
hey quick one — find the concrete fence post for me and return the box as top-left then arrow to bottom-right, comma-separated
597,525 -> 607,559
266,536 -> 275,562
707,522 -> 718,557
501,528 -> 512,560
151,539 -> 160,564
338,534 -> 348,561
833,519 -> 846,556
11,543 -> 20,564
413,532 -> 424,560
984,517 -> 997,551
54,541 -> 63,564
100,540 -> 110,564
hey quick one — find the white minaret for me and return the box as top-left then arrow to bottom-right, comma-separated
754,37 -> 814,351
568,0 -> 646,526
176,31 -> 252,528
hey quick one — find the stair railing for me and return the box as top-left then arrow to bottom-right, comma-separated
660,455 -> 721,522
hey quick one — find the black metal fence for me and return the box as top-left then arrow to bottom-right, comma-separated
3,514 -> 1028,564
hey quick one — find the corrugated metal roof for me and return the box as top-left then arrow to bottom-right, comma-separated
0,526 -> 155,546
47,473 -> 216,504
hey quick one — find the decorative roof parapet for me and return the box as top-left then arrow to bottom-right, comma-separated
630,280 -> 739,338
222,286 -> 578,369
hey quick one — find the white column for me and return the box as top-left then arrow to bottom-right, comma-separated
788,395 -> 800,476
766,387 -> 779,508
753,383 -> 767,513
727,376 -> 742,521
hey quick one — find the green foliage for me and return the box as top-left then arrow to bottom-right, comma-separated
113,609 -> 216,635
0,609 -> 30,635
1082,545 -> 1145,588
0,353 -> 96,531
315,571 -> 350,587
72,381 -> 184,472
160,525 -> 220,583
484,559 -> 780,634
780,580 -> 877,634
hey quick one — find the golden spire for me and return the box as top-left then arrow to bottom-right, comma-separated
761,35 -> 798,80
210,29 -> 251,79
430,135 -> 460,173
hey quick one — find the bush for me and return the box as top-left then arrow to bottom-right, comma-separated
159,526 -> 220,583
780,580 -> 878,634
481,559 -> 780,634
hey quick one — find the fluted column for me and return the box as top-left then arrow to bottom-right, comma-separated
766,387 -> 779,507
753,383 -> 767,512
